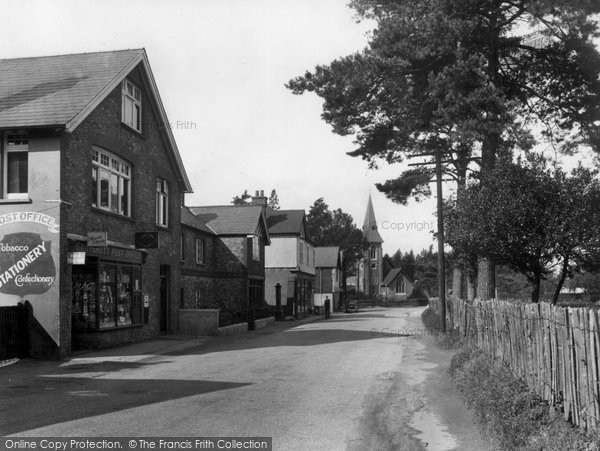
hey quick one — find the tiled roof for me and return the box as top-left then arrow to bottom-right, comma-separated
0,49 -> 192,192
266,209 -> 305,235
188,205 -> 265,236
0,49 -> 143,129
382,268 -> 403,287
181,206 -> 215,235
315,246 -> 341,268
382,268 -> 413,286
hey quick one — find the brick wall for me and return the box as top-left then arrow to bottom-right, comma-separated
62,64 -> 185,347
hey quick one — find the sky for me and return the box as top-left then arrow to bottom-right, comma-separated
0,0 -> 439,256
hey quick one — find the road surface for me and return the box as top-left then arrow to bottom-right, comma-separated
1,307 -> 487,450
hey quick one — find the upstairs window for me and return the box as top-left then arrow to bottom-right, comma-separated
92,147 -> 131,216
195,238 -> 205,264
156,178 -> 169,227
4,131 -> 29,199
122,79 -> 142,132
252,236 -> 260,261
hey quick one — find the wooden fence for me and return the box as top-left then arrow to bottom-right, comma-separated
431,297 -> 600,432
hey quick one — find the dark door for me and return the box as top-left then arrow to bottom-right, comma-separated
159,265 -> 170,332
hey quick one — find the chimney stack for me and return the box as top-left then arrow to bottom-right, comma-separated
251,189 -> 268,207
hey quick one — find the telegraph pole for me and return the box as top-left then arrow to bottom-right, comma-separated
435,148 -> 446,332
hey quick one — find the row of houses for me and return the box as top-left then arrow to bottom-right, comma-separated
0,48 -> 345,359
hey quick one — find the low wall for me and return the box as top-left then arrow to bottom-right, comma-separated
218,322 -> 248,336
254,316 -> 275,330
178,309 -> 219,337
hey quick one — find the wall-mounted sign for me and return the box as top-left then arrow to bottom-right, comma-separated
67,252 -> 86,265
135,232 -> 159,249
143,294 -> 149,308
0,232 -> 56,295
87,231 -> 107,247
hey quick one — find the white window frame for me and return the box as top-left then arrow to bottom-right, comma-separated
195,238 -> 205,264
252,235 -> 260,261
121,79 -> 142,132
3,131 -> 29,199
92,147 -> 131,216
156,178 -> 169,227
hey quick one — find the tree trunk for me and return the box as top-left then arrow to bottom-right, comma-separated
552,256 -> 569,305
477,258 -> 495,300
531,270 -> 542,303
452,266 -> 464,299
466,264 -> 476,300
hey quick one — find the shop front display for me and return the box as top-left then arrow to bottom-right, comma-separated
70,242 -> 144,331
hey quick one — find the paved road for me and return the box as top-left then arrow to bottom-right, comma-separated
1,307 -> 487,450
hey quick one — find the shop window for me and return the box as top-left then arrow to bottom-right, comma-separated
72,261 -> 142,330
92,147 -> 131,216
195,238 -> 205,264
156,178 -> 169,227
122,79 -> 142,132
3,131 -> 28,199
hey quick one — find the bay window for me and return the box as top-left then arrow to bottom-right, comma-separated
92,147 -> 131,216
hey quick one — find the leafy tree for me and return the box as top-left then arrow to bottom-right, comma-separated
232,189 -> 280,209
268,189 -> 280,210
446,155 -> 600,302
232,190 -> 251,206
288,0 -> 600,300
307,198 -> 364,278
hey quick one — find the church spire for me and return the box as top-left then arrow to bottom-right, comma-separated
362,194 -> 383,244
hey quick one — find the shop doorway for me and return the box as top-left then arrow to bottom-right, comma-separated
159,265 -> 170,332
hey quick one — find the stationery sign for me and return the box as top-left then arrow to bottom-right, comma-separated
0,232 -> 56,295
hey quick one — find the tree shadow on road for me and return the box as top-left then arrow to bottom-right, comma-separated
0,373 -> 250,435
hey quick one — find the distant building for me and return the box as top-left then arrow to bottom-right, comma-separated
360,195 -> 383,297
314,246 -> 343,309
187,204 -> 270,310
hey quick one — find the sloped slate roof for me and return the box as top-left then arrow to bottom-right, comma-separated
0,49 -> 192,192
362,194 -> 384,243
266,209 -> 305,235
188,205 -> 265,236
315,246 -> 341,268
382,268 -> 402,287
0,49 -> 142,129
181,206 -> 215,235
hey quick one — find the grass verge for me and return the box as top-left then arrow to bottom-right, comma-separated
421,306 -> 599,450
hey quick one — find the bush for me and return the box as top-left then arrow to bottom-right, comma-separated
450,347 -> 599,450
